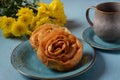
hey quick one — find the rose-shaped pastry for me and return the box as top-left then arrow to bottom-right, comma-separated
30,23 -> 70,51
37,29 -> 83,71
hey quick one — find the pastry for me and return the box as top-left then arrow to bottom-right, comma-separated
30,23 -> 83,71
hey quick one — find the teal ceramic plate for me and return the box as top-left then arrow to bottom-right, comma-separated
82,27 -> 120,50
11,40 -> 96,80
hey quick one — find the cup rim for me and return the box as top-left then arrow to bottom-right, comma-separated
96,2 -> 120,14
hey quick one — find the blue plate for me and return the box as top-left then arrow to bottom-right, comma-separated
11,40 -> 96,80
82,27 -> 120,50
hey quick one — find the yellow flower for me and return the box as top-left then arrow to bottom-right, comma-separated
35,0 -> 66,27
0,16 -> 16,37
0,16 -> 15,30
2,29 -> 14,38
0,16 -> 7,29
49,0 -> 66,26
17,14 -> 33,26
37,2 -> 50,17
16,7 -> 34,16
49,0 -> 63,11
30,17 -> 39,31
36,17 -> 51,28
11,21 -> 28,36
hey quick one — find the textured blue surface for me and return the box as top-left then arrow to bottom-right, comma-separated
0,0 -> 120,80
11,40 -> 95,80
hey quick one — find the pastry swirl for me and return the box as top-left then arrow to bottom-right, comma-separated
30,23 -> 70,51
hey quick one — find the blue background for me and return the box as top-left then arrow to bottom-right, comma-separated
0,0 -> 120,80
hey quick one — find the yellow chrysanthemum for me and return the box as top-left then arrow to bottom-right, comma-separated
0,16 -> 6,29
37,2 -> 50,17
2,29 -> 14,38
0,16 -> 15,37
30,17 -> 39,31
0,17 -> 16,37
16,7 -> 34,16
38,2 -> 49,8
1,17 -> 15,30
11,21 -> 29,36
49,0 -> 66,26
49,0 -> 63,11
17,14 -> 33,26
36,17 -> 51,28
36,0 -> 66,26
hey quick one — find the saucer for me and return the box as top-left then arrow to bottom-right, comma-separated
11,40 -> 96,80
82,27 -> 120,50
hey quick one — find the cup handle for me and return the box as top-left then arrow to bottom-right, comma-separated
86,6 -> 96,27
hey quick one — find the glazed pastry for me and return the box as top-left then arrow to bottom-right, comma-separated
30,23 -> 83,71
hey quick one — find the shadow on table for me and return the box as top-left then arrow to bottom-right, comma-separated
65,52 -> 106,80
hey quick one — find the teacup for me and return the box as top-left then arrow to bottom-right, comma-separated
86,2 -> 120,42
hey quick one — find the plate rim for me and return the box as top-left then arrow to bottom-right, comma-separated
82,27 -> 120,50
11,40 -> 96,79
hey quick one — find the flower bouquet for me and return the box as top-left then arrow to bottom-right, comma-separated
0,0 -> 67,38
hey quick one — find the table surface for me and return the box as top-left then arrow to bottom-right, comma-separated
0,0 -> 120,80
